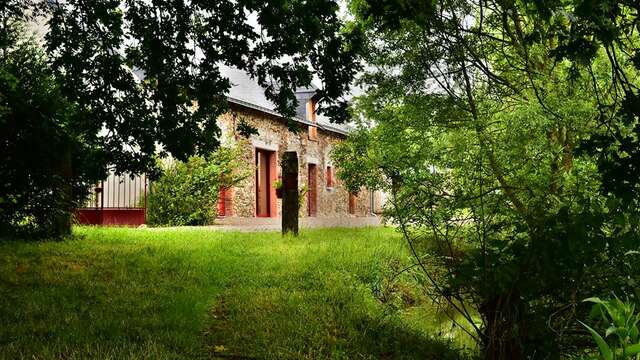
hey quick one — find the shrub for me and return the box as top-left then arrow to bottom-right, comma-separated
147,144 -> 250,226
0,27 -> 98,238
580,296 -> 640,360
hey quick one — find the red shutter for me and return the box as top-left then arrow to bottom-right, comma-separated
218,187 -> 233,216
348,193 -> 356,215
308,164 -> 318,216
326,166 -> 333,188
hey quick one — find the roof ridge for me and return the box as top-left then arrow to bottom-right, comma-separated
226,96 -> 348,136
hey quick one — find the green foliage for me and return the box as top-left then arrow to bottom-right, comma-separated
331,127 -> 384,194
147,144 -> 250,226
0,26 -> 98,238
0,226 -> 469,359
337,0 -> 640,358
38,0 -> 362,174
146,157 -> 218,226
580,296 -> 640,360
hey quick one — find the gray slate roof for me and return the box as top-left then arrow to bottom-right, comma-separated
130,65 -> 351,136
222,65 -> 351,136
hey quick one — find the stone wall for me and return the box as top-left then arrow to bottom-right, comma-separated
217,104 -> 373,218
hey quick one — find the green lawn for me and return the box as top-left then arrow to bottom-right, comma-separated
0,227 -> 471,359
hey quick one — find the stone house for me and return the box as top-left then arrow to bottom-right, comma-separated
216,67 -> 381,219
77,67 -> 384,225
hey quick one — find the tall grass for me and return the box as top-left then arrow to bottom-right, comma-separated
0,227 -> 472,359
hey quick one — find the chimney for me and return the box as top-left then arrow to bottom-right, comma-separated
306,98 -> 317,123
307,98 -> 318,141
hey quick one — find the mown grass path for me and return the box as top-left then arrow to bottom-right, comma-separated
0,227 -> 465,359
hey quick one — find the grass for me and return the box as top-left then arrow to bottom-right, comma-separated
0,226 -> 473,359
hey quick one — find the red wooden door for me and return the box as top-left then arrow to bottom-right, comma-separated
307,164 -> 317,216
256,150 -> 271,217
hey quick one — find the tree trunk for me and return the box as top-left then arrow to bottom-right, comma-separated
51,140 -> 73,237
281,151 -> 299,236
481,291 -> 526,360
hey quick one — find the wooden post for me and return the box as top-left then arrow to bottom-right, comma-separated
281,151 -> 299,236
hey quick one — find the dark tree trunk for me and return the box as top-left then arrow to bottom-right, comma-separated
481,291 -> 527,360
51,141 -> 73,237
281,151 -> 299,236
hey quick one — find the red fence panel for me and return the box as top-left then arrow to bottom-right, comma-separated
76,172 -> 148,226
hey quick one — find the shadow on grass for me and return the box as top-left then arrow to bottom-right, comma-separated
350,315 -> 468,360
1,227 -> 472,359
204,292 -> 470,360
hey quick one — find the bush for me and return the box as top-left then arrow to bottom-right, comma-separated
0,27 -> 99,238
580,296 -> 640,360
147,145 -> 250,226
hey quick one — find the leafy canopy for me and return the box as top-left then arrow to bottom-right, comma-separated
334,0 -> 640,357
39,0 -> 364,175
0,0 -> 362,236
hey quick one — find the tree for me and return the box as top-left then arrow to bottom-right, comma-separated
0,0 -> 363,236
335,0 -> 640,357
0,25 -> 96,237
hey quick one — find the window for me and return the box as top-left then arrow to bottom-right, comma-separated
326,166 -> 333,188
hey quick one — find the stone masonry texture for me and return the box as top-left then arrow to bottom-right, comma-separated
217,104 -> 373,218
